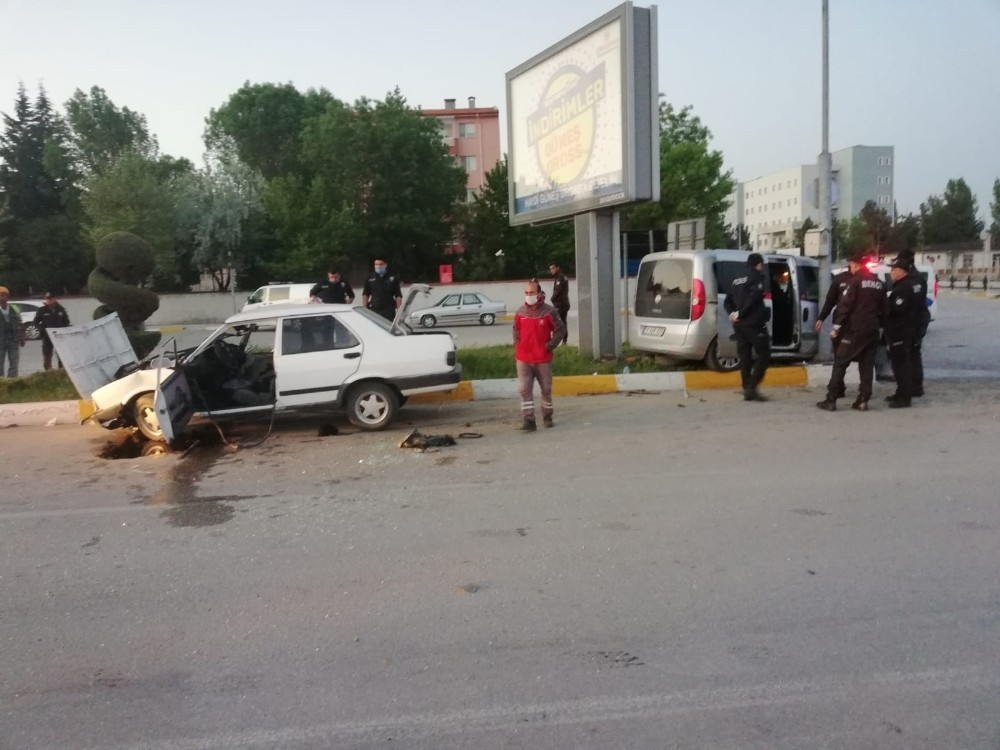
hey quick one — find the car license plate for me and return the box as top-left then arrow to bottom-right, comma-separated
641,325 -> 665,337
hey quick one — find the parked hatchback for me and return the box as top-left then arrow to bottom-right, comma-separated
630,249 -> 819,371
51,285 -> 461,442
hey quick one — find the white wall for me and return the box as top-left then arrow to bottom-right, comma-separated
47,280 -> 587,327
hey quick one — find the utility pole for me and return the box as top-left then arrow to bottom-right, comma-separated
817,0 -> 833,361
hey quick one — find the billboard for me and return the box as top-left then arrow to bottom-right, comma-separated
506,2 -> 658,226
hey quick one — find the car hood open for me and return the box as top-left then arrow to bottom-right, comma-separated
48,314 -> 139,400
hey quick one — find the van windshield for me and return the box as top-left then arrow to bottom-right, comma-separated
635,259 -> 692,319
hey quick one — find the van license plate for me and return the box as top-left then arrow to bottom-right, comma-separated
641,326 -> 665,336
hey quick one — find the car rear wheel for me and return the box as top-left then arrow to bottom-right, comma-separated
479,313 -> 496,326
132,393 -> 165,442
420,314 -> 437,328
23,322 -> 41,341
346,382 -> 398,431
705,338 -> 740,373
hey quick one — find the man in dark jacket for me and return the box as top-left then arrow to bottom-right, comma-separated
548,261 -> 570,345
815,267 -> 852,367
310,269 -> 354,304
898,250 -> 929,398
724,253 -> 771,401
883,257 -> 919,408
34,292 -> 71,370
817,251 -> 887,412
361,258 -> 403,321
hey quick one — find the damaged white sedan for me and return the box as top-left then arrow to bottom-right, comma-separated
51,285 -> 461,443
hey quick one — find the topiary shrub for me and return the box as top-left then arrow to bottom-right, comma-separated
88,232 -> 162,358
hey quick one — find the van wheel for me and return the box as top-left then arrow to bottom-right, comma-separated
132,393 -> 165,442
705,338 -> 740,373
346,382 -> 398,431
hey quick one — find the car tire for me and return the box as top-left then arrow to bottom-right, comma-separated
705,337 -> 740,373
346,382 -> 398,431
132,393 -> 166,442
420,314 -> 437,328
479,313 -> 496,326
23,322 -> 41,341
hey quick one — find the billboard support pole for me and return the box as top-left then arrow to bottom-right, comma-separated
575,210 -> 622,359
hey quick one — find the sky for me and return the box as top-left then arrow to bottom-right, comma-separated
2,0 -> 999,221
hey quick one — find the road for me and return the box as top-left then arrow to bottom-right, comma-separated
2,347 -> 1000,747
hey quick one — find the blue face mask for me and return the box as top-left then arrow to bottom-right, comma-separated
375,266 -> 386,276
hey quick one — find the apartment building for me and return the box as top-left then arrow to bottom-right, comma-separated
419,97 -> 501,200
726,145 -> 895,251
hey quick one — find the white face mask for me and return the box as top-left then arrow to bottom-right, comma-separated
525,294 -> 538,306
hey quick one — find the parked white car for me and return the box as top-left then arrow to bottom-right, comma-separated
10,300 -> 43,340
51,285 -> 461,443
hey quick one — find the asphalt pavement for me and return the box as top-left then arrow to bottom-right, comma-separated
2,374 -> 999,749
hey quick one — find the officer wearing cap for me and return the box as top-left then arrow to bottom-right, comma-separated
724,252 -> 771,401
817,250 -> 887,412
34,292 -> 71,370
883,256 -> 919,408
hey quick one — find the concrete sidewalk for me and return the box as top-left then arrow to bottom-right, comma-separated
0,365 -> 842,428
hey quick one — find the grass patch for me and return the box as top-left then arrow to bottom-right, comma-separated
457,344 -> 689,380
0,369 -> 79,404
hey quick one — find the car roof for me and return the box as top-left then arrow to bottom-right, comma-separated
225,302 -> 354,325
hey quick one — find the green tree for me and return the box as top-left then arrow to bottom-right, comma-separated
82,149 -> 198,291
724,222 -> 753,250
0,84 -> 88,294
205,82 -> 334,180
177,137 -> 265,290
833,216 -> 869,261
265,88 -> 467,281
921,178 -> 984,244
858,200 -> 893,255
456,157 -> 573,281
63,86 -> 154,178
623,101 -> 735,248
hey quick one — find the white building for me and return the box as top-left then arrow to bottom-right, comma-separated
726,145 -> 895,251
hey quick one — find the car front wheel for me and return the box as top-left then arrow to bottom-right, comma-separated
132,393 -> 165,442
23,323 -> 41,341
420,314 -> 437,328
346,382 -> 398,431
479,313 -> 496,326
704,338 -> 741,373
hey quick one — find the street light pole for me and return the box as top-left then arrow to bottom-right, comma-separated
817,0 -> 833,360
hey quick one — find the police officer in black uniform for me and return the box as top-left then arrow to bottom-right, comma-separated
884,256 -> 919,408
905,252 -> 930,398
361,257 -> 403,321
34,292 -> 71,370
817,250 -> 887,412
815,267 -> 852,370
724,252 -> 771,402
548,261 -> 570,345
310,269 -> 354,304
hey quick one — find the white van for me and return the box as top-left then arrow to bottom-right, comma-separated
630,249 -> 820,371
242,283 -> 315,312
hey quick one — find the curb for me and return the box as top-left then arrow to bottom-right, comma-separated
0,365 -> 858,428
